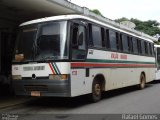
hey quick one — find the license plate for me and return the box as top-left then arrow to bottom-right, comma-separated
31,91 -> 40,97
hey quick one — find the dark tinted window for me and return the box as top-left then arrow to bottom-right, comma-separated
128,37 -> 133,53
148,43 -> 151,56
106,29 -> 110,49
122,34 -> 129,52
137,39 -> 142,54
149,43 -> 152,56
132,38 -> 138,54
119,34 -> 123,51
109,30 -> 117,51
116,32 -> 122,51
151,43 -> 155,56
92,25 -> 102,48
101,28 -> 105,47
141,40 -> 145,55
88,24 -> 93,46
144,41 -> 148,55
156,47 -> 160,68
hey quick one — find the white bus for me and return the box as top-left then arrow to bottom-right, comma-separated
12,15 -> 156,102
154,45 -> 160,80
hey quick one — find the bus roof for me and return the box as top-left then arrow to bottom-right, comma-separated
20,14 -> 154,43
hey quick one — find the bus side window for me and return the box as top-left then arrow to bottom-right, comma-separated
88,23 -> 93,46
141,40 -> 145,55
109,29 -> 117,51
128,36 -> 133,53
132,37 -> 138,54
101,28 -> 105,48
119,33 -> 123,51
122,34 -> 129,53
72,24 -> 86,60
151,43 -> 155,56
149,43 -> 153,56
106,29 -> 110,49
92,25 -> 102,48
148,42 -> 151,56
137,39 -> 142,54
144,41 -> 148,55
116,32 -> 120,51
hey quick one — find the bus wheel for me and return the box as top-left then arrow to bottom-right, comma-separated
139,73 -> 146,89
91,80 -> 102,102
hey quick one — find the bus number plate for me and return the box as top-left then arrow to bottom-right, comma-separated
31,91 -> 40,97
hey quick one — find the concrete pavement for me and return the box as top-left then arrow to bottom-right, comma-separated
0,96 -> 34,109
0,81 -> 160,120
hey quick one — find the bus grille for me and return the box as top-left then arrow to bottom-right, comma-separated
24,85 -> 48,92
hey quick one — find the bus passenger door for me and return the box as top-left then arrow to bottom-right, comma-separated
70,22 -> 88,96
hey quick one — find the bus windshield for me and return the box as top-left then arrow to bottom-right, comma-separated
14,21 -> 68,62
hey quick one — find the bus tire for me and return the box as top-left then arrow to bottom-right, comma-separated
91,79 -> 102,102
139,73 -> 146,89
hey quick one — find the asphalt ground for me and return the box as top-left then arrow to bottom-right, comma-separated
0,81 -> 160,120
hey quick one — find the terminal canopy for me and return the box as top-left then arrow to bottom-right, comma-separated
0,0 -> 82,27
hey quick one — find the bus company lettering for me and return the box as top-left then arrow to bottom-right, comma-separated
111,53 -> 128,60
111,53 -> 118,59
120,54 -> 128,60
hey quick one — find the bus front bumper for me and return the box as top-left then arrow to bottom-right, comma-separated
12,79 -> 71,97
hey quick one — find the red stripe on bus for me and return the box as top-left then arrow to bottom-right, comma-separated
71,63 -> 155,68
49,63 -> 55,74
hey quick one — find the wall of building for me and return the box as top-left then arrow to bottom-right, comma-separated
0,0 -> 83,93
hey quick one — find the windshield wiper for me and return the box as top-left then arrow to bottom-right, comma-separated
37,56 -> 57,62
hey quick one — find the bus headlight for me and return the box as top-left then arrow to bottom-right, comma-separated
49,74 -> 68,80
12,75 -> 22,80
